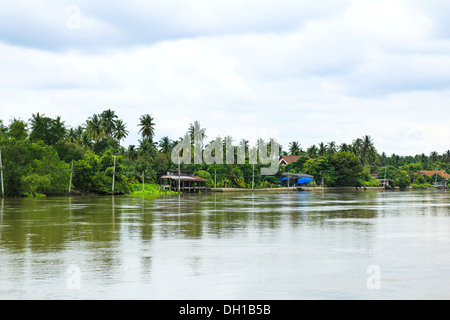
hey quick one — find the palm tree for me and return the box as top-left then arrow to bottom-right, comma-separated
307,145 -> 318,157
189,120 -> 206,142
74,125 -> 85,144
339,143 -> 350,153
159,136 -> 172,155
430,151 -> 439,163
444,150 -> 450,164
100,109 -> 118,138
85,114 -> 103,141
318,142 -> 326,156
67,128 -> 77,143
288,141 -> 301,156
54,116 -> 67,137
326,141 -> 337,155
127,145 -> 138,161
114,119 -> 129,144
352,138 -> 363,157
138,114 -> 155,141
28,112 -> 44,131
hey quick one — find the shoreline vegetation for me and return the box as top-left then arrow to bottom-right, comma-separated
1,110 -> 449,198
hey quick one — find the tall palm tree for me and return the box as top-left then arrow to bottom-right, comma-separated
339,143 -> 350,153
288,141 -> 301,156
159,136 -> 172,155
326,141 -> 337,155
138,114 -> 155,141
189,120 -> 206,142
430,151 -> 439,163
85,114 -> 103,142
352,138 -> 363,157
67,128 -> 77,143
74,125 -> 85,144
318,142 -> 326,156
444,150 -> 450,164
28,112 -> 44,131
100,109 -> 118,138
114,119 -> 129,144
127,145 -> 138,161
307,145 -> 318,157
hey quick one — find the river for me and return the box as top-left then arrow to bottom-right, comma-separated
0,190 -> 449,299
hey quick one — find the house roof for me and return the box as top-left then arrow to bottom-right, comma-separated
279,155 -> 301,164
417,171 -> 450,179
160,175 -> 207,182
282,173 -> 313,178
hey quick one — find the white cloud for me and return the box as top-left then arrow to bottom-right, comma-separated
0,0 -> 449,156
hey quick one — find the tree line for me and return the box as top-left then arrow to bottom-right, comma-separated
0,110 -> 449,196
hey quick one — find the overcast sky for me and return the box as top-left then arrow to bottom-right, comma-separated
0,0 -> 449,156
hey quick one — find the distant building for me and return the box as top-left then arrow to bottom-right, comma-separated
279,155 -> 301,166
160,171 -> 208,193
280,173 -> 313,187
416,170 -> 450,179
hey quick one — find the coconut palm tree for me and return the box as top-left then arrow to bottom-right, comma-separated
318,142 -> 326,156
326,141 -> 337,155
307,144 -> 318,157
114,119 -> 129,144
189,120 -> 207,142
138,114 -> 155,141
74,125 -> 85,144
352,138 -> 363,157
100,109 -> 118,138
443,150 -> 450,164
430,151 -> 439,163
85,114 -> 103,142
127,145 -> 138,161
288,141 -> 301,156
159,136 -> 172,155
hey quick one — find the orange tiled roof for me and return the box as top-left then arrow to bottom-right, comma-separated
417,171 -> 450,179
280,155 -> 301,164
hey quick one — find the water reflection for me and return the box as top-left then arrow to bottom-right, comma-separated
0,190 -> 449,299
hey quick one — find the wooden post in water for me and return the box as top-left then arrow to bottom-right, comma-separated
69,160 -> 73,194
112,155 -> 116,195
0,148 -> 4,197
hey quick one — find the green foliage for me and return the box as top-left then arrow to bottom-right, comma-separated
194,170 -> 214,188
328,151 -> 364,186
303,156 -> 334,186
0,137 -> 69,196
72,151 -> 131,194
29,113 -> 66,145
395,170 -> 411,188
285,155 -> 308,173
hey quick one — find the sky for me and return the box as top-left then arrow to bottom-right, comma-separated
0,0 -> 449,156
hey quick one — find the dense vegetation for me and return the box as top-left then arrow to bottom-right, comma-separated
0,110 -> 448,196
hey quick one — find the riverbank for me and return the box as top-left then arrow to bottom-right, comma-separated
210,186 -> 447,192
211,186 -> 387,192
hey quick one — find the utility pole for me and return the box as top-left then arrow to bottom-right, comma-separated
0,148 -> 4,197
112,155 -> 116,195
69,160 -> 73,194
214,169 -> 217,189
142,171 -> 145,193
